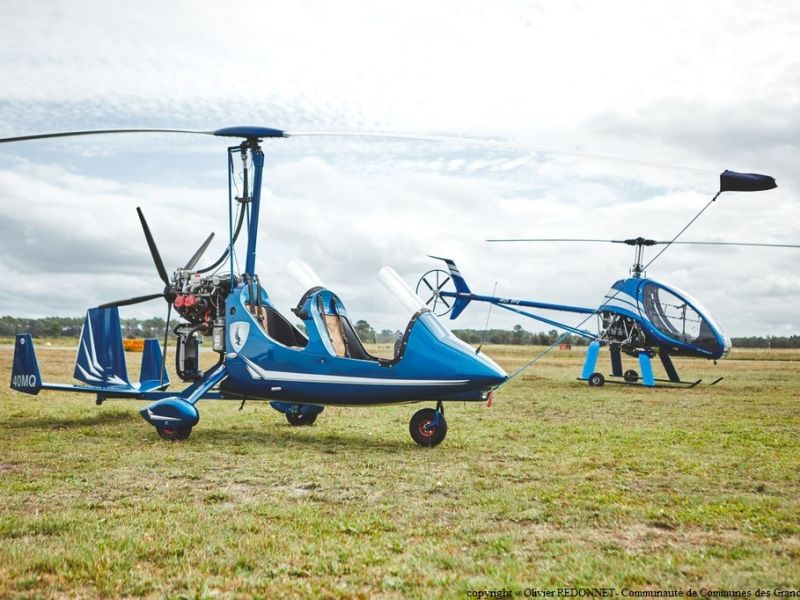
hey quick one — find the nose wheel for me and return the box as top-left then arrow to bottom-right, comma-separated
156,425 -> 193,441
409,402 -> 448,447
286,412 -> 318,426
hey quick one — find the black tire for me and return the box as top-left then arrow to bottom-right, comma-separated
286,412 -> 318,426
588,372 -> 605,387
623,369 -> 639,382
409,408 -> 447,447
156,425 -> 192,441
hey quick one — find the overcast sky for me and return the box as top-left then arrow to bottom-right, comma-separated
0,0 -> 797,337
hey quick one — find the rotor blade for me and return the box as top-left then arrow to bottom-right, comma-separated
137,207 -> 170,286
0,128 -> 214,144
486,238 -> 616,243
184,232 -> 215,270
285,131 -> 715,174
486,238 -> 800,249
652,241 -> 800,248
98,292 -> 165,309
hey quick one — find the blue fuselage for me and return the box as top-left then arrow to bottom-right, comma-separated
220,285 -> 507,405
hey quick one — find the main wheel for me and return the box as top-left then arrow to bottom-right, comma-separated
286,412 -> 318,426
623,369 -> 639,382
156,425 -> 192,441
409,408 -> 448,447
588,372 -> 605,387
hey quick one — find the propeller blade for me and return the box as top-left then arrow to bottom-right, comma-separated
184,232 -> 215,270
0,128 -> 213,144
99,292 -> 165,309
137,207 -> 170,286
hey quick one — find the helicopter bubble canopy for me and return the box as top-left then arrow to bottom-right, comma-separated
638,279 -> 731,358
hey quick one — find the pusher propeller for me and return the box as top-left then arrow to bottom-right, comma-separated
137,207 -> 170,286
98,293 -> 166,310
99,208 -> 214,309
184,232 -> 215,270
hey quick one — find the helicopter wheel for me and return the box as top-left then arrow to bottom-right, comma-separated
623,369 -> 639,382
286,413 -> 318,426
588,372 -> 605,387
409,408 -> 448,447
156,425 -> 192,441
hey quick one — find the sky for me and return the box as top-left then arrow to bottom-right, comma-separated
0,0 -> 798,337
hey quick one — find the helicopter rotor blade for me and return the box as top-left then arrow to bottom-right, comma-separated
183,232 -> 215,270
136,207 -> 170,286
0,128 -> 215,144
652,241 -> 800,249
487,238 -> 615,243
0,127 -> 715,174
98,292 -> 165,309
285,131 -> 716,174
486,238 -> 800,249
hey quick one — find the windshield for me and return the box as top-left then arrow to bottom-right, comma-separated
378,266 -> 428,314
287,260 -> 325,291
640,282 -> 722,352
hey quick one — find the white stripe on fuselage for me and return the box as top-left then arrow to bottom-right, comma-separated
242,357 -> 468,386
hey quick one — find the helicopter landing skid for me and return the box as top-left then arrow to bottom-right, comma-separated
577,375 -> 723,388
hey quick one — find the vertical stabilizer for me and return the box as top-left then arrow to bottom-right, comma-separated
430,256 -> 473,319
10,334 -> 43,395
73,307 -> 130,387
139,338 -> 168,389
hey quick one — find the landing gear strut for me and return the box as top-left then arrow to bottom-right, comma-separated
409,401 -> 448,447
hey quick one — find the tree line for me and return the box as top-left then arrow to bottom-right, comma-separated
0,316 -> 176,339
2,316 -> 799,348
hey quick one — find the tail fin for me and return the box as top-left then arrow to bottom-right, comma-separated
10,334 -> 43,395
139,338 -> 168,390
429,256 -> 472,319
73,307 -> 130,387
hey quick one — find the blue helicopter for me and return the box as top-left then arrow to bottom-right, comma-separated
4,126 -> 507,446
416,170 -> 782,388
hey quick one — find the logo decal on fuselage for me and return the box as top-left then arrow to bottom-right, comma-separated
229,322 -> 250,353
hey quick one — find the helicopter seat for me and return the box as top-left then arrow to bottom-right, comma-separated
324,313 -> 347,357
255,305 -> 308,348
297,291 -> 379,361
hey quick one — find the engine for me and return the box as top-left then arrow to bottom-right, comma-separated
170,270 -> 240,381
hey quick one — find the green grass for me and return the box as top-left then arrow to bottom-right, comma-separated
1,344 -> 799,597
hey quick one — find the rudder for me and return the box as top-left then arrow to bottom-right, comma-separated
139,338 -> 168,389
10,334 -> 43,395
73,307 -> 130,387
430,256 -> 472,319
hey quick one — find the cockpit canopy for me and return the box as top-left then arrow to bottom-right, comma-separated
638,280 -> 729,357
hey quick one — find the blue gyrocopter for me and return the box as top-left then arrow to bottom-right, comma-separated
4,126 -> 506,446
417,171 -> 784,388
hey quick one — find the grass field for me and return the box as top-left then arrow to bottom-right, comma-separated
1,343 -> 799,598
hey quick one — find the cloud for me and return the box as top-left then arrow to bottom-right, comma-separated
0,0 -> 797,336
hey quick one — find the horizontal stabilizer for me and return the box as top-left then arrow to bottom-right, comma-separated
10,334 -> 43,395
